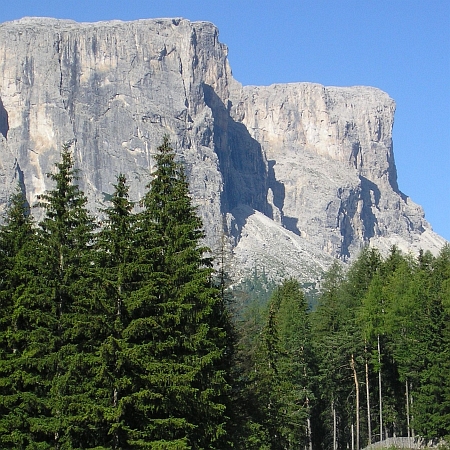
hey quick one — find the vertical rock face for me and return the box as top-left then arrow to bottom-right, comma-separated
0,17 -> 446,282
0,17 -> 233,243
231,83 -> 427,259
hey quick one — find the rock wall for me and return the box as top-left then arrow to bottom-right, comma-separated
0,17 -> 446,282
231,82 -> 438,259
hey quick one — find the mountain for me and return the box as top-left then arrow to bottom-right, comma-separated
0,17 -> 446,283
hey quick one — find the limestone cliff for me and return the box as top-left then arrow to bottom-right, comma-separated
0,17 -> 446,283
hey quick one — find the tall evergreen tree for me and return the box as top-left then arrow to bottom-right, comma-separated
411,245 -> 450,439
0,186 -> 34,359
0,186 -> 53,448
94,173 -> 137,448
35,143 -> 102,448
122,136 -> 231,448
313,249 -> 382,450
311,260 -> 347,450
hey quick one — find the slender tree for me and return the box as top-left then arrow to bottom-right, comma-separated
411,246 -> 450,439
94,173 -> 137,448
311,260 -> 350,450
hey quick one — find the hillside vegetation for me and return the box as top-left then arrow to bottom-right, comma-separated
0,138 -> 449,449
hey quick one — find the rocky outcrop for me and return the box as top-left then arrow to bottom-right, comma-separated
0,17 -> 446,282
230,83 -> 443,260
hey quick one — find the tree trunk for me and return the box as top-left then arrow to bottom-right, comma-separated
351,422 -> 355,450
351,353 -> 360,450
365,343 -> 372,445
306,413 -> 312,450
332,400 -> 337,450
377,334 -> 383,441
406,378 -> 410,442
113,278 -> 122,449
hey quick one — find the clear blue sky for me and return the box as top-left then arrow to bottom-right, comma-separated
2,0 -> 449,241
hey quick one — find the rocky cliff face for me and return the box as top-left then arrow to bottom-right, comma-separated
0,17 -> 446,283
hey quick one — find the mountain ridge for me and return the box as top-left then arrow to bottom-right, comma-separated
0,17 -> 446,283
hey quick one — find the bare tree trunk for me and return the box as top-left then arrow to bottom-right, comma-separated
406,378 -> 410,443
365,343 -> 372,445
332,400 -> 337,450
351,422 -> 355,450
351,353 -> 360,450
306,413 -> 312,450
377,334 -> 383,441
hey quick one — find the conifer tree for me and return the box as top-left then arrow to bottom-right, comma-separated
411,245 -> 450,439
242,279 -> 315,449
0,186 -> 53,448
313,249 -> 382,449
271,279 -> 315,449
0,186 -> 34,359
35,143 -> 102,448
123,136 -> 231,448
94,173 -> 137,447
312,260 -> 355,449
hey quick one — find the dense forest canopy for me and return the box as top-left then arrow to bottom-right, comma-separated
0,139 -> 449,449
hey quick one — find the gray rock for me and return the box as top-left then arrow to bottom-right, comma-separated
0,17 -> 446,283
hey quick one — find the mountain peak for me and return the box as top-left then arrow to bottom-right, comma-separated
0,17 -> 446,283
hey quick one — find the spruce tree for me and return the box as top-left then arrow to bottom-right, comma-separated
35,143 -> 102,448
123,136 -> 231,448
0,186 -> 54,448
311,260 -> 354,449
94,173 -> 137,448
411,245 -> 450,439
0,186 -> 34,360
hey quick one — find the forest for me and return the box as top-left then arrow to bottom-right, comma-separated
0,137 -> 449,449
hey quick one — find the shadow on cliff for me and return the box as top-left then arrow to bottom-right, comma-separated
203,84 -> 268,213
358,175 -> 380,241
337,176 -> 381,261
202,84 -> 301,238
0,97 -> 9,139
267,160 -> 301,235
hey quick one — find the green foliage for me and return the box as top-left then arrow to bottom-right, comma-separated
234,278 -> 315,449
1,142 -> 449,448
121,136 -> 232,448
35,143 -> 103,448
0,185 -> 46,448
94,173 -> 137,447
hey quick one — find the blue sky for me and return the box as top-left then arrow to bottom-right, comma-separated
2,0 -> 449,241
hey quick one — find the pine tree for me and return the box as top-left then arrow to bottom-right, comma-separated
0,186 -> 54,448
0,186 -> 34,359
230,291 -> 271,449
94,173 -> 137,448
312,249 -> 382,450
437,245 -> 450,440
312,259 -> 359,450
122,136 -> 231,448
311,260 -> 344,450
411,245 -> 450,439
35,143 -> 102,448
